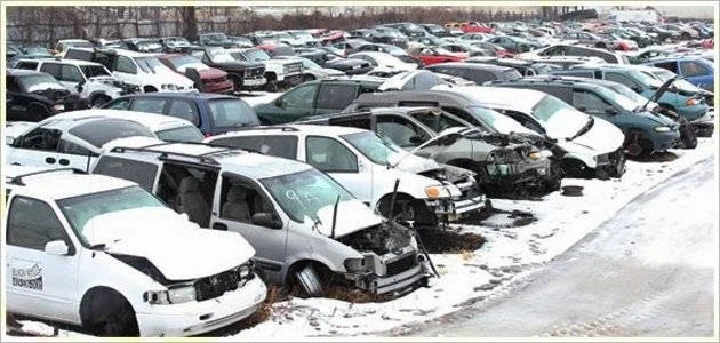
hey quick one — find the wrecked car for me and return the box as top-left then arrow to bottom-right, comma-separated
206,125 -> 486,226
295,107 -> 561,196
5,166 -> 266,337
91,141 -> 433,297
6,69 -> 84,121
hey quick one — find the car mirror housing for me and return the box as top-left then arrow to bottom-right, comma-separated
44,240 -> 69,256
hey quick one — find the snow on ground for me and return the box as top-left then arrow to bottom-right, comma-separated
10,137 -> 715,338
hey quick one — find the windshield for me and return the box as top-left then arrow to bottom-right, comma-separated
608,84 -> 648,103
64,40 -> 93,48
18,74 -> 64,92
631,70 -> 664,88
79,65 -> 112,78
595,86 -> 638,112
468,106 -> 535,134
291,32 -> 313,40
23,46 -> 52,55
57,186 -> 166,245
298,57 -> 321,70
260,169 -> 354,222
650,69 -> 700,92
155,126 -> 204,143
134,56 -> 172,73
243,48 -> 270,62
342,131 -> 401,165
207,48 -> 236,63
207,99 -> 259,127
531,94 -> 578,122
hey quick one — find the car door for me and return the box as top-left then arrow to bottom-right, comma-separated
5,195 -> 80,322
211,174 -> 288,278
57,64 -> 86,94
302,135 -> 370,201
111,55 -> 142,89
262,83 -> 319,123
7,127 -> 61,168
56,135 -> 99,172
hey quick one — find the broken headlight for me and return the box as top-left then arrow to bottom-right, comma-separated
144,285 -> 196,304
344,257 -> 368,272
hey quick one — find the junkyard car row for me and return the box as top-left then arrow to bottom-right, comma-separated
3,15 -> 715,337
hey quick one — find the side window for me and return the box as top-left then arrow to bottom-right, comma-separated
377,116 -> 429,147
18,128 -> 61,152
572,90 -> 610,115
105,98 -> 131,110
7,76 -> 21,92
539,86 -> 573,103
131,98 -> 167,114
61,65 -> 84,82
440,106 -> 480,126
15,62 -> 38,71
39,63 -> 62,79
279,84 -> 317,109
259,136 -> 299,159
606,72 -> 640,89
316,85 -> 358,111
680,61 -> 708,77
305,136 -> 358,173
7,197 -> 69,251
167,100 -> 200,126
58,137 -> 93,156
93,156 -> 159,192
412,112 -> 463,132
220,177 -> 274,223
115,56 -> 137,74
654,61 -> 679,73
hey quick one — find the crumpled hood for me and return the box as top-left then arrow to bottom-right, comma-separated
388,151 -> 442,173
84,207 -> 256,280
152,68 -> 194,87
570,117 -> 624,154
543,108 -> 590,139
315,200 -> 383,238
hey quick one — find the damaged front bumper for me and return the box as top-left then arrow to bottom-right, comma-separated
425,194 -> 486,222
484,158 -> 553,188
344,251 -> 431,295
690,111 -> 714,137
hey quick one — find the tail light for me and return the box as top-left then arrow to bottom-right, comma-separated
204,132 -> 214,138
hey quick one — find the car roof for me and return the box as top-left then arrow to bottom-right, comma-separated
491,77 -> 605,91
6,166 -> 137,201
15,58 -> 104,67
428,62 -> 513,72
217,124 -> 369,138
49,109 -> 195,131
107,142 -> 313,179
111,92 -> 239,101
440,85 -> 544,112
6,69 -> 46,76
353,88 -> 478,107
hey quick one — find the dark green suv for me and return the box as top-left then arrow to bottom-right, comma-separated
254,77 -> 384,125
487,77 -> 681,158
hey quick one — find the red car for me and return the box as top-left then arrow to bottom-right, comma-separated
158,54 -> 234,94
407,46 -> 466,66
461,22 -> 494,34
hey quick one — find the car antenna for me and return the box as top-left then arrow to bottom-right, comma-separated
329,195 -> 340,239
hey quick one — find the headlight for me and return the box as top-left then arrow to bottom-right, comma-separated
424,185 -> 442,199
528,151 -> 543,160
167,286 -> 196,303
654,126 -> 672,132
144,285 -> 196,304
53,104 -> 65,111
686,98 -> 699,106
343,257 -> 368,272
238,263 -> 251,279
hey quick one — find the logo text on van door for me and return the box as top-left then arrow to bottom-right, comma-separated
11,263 -> 43,290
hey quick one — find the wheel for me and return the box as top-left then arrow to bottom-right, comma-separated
560,159 -> 587,178
28,104 -> 47,122
625,132 -> 650,158
294,264 -> 324,297
91,95 -> 111,109
376,195 -> 437,226
677,118 -> 698,149
82,291 -> 139,337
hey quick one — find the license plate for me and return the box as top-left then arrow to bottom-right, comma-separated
53,104 -> 65,111
352,65 -> 360,70
244,78 -> 265,86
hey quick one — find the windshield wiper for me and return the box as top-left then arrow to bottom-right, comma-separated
568,117 -> 594,141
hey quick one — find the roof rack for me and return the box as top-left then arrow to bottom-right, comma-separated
110,141 -> 253,164
229,126 -> 300,132
7,168 -> 79,186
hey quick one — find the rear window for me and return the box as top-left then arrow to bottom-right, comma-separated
207,99 -> 259,128
68,119 -> 154,148
132,97 -> 167,114
155,126 -> 204,143
93,156 -> 158,192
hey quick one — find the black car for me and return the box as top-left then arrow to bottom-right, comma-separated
369,27 -> 409,48
425,62 -> 522,85
6,69 -> 82,121
383,22 -> 427,38
159,37 -> 194,53
187,47 -> 266,91
420,23 -> 454,38
465,56 -> 552,76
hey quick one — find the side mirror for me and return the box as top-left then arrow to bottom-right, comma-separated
252,213 -> 282,230
7,137 -> 15,145
44,240 -> 69,256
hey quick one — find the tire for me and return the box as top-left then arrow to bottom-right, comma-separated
28,104 -> 47,122
376,195 -> 436,226
560,159 -> 588,179
294,264 -> 324,297
82,291 -> 139,337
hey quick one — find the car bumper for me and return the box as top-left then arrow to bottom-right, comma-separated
596,148 -> 626,177
690,111 -> 714,137
426,193 -> 486,222
240,77 -> 267,89
352,258 -> 431,295
136,277 -> 266,337
649,131 -> 681,152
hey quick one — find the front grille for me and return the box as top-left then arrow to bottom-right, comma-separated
194,264 -> 254,302
283,62 -> 303,74
244,67 -> 265,79
385,254 -> 417,276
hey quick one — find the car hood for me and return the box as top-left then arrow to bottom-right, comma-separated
571,116 -> 625,153
151,68 -> 195,86
543,108 -> 591,139
315,200 -> 384,238
174,62 -> 211,73
388,151 -> 443,173
84,207 -> 256,280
